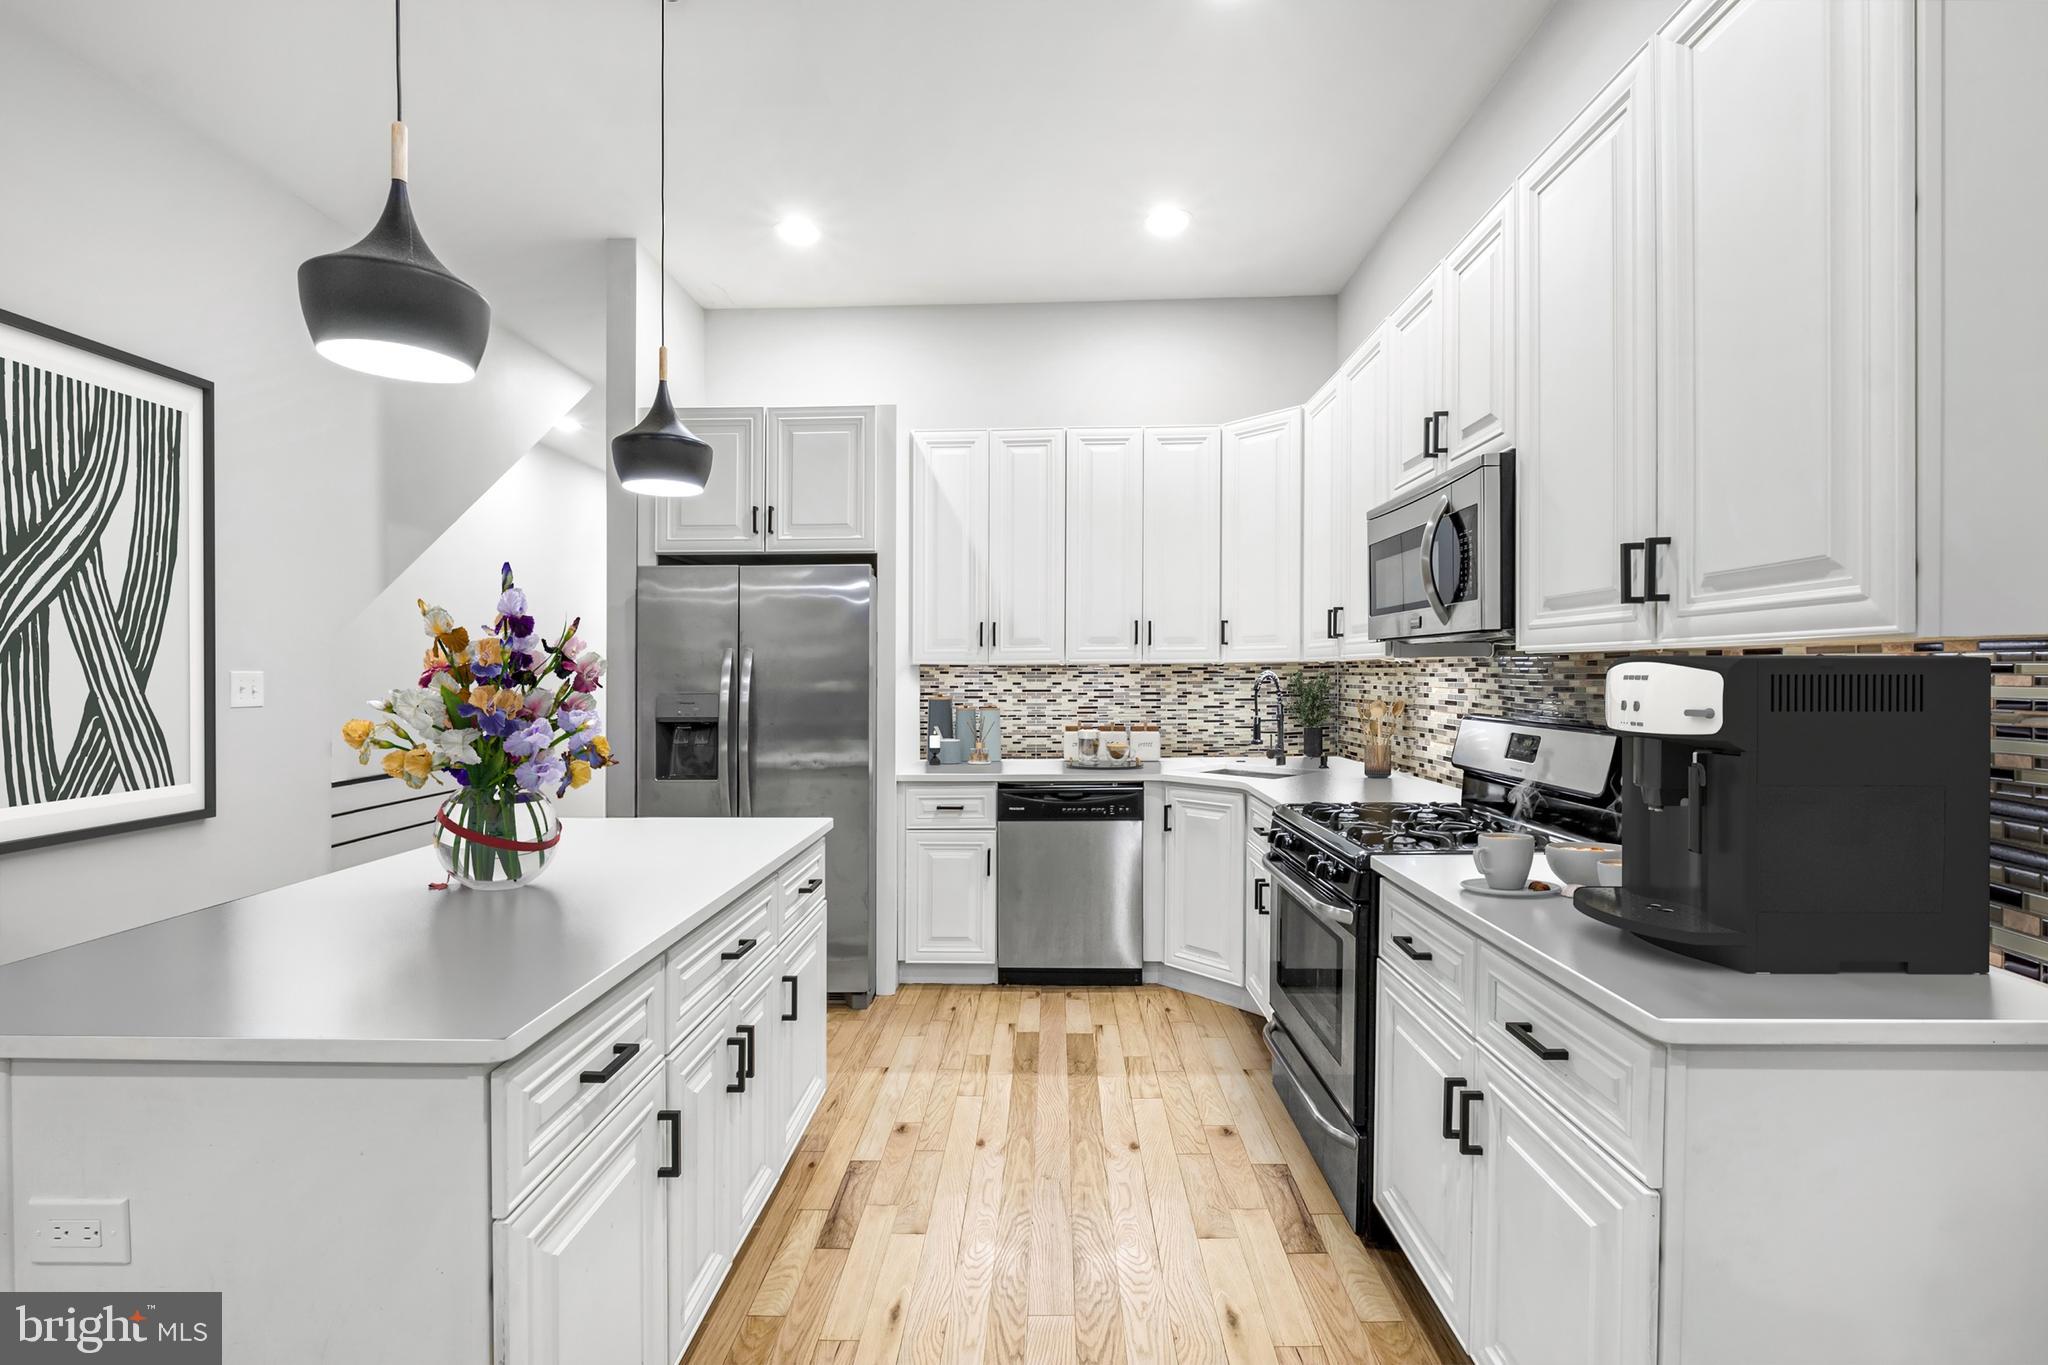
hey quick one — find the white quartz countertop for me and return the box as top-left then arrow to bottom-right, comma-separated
0,817 -> 831,1065
899,755 -> 1458,806
1375,852 -> 2048,1046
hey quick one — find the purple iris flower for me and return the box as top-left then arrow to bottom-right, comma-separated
470,662 -> 502,682
449,768 -> 471,788
515,751 -> 566,794
497,587 -> 528,618
474,709 -> 520,739
562,711 -> 602,752
503,717 -> 555,759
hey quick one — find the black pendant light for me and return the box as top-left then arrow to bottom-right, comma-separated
611,0 -> 714,497
298,0 -> 490,383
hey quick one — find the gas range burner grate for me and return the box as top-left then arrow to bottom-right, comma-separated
1290,801 -> 1532,854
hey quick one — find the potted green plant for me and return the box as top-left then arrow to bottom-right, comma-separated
1286,669 -> 1338,768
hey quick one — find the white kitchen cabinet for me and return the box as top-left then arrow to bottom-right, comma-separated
765,408 -> 873,551
498,1069 -> 671,1365
1220,408 -> 1303,662
987,428 -> 1067,662
729,964 -> 781,1232
778,904 -> 829,1157
1339,329 -> 1391,659
902,828 -> 997,964
1442,193 -> 1515,461
910,430 -> 989,662
1373,967 -> 1478,1342
1244,845 -> 1272,1018
665,1011 -> 736,1356
650,407 -> 765,550
1650,0 -> 1915,645
1514,52 -> 1661,652
1141,427 -> 1223,662
1066,427 -> 1146,662
1464,1049 -> 1660,1365
1385,270 -> 1448,499
1159,784 -> 1245,986
1300,377 -> 1345,661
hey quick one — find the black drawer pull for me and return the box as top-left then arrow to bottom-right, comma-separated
797,877 -> 824,895
579,1041 -> 640,1084
935,803 -> 966,812
737,1022 -> 757,1078
657,1109 -> 681,1178
1505,1020 -> 1569,1061
1254,878 -> 1269,914
1441,1075 -> 1467,1140
1391,934 -> 1433,962
782,973 -> 800,1021
721,936 -> 759,962
726,1036 -> 748,1092
1456,1089 -> 1485,1155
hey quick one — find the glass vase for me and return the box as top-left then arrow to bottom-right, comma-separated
1363,736 -> 1394,779
433,789 -> 562,890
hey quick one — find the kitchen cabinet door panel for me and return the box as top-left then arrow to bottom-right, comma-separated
1159,784 -> 1245,985
1301,377 -> 1346,661
1141,427 -> 1222,662
1339,330 -> 1390,659
1443,195 -> 1516,460
1386,270 -> 1447,499
666,1012 -> 735,1358
767,409 -> 872,550
653,408 -> 766,551
779,905 -> 829,1157
1221,408 -> 1304,662
1066,428 -> 1146,662
1652,0 -> 1914,644
730,966 -> 780,1231
1514,53 -> 1660,652
902,829 -> 997,964
1244,847 -> 1272,1017
911,431 -> 990,662
987,428 -> 1066,663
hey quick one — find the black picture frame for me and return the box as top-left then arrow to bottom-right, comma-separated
0,306 -> 215,854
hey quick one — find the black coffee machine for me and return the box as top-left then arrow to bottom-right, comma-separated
1572,655 -> 1988,973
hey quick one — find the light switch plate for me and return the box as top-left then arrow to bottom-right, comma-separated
29,1197 -> 131,1264
230,670 -> 264,708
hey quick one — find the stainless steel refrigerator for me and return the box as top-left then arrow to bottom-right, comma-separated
636,563 -> 875,1004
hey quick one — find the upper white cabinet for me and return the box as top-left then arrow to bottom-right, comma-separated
1514,52 -> 1661,653
986,429 -> 1067,663
1442,193 -> 1516,461
1300,378 -> 1346,661
1339,330 -> 1391,660
1066,428 -> 1146,662
1220,408 -> 1304,662
652,406 -> 879,555
1141,426 -> 1223,663
1650,0 -> 1915,645
1385,271 -> 1448,499
1159,784 -> 1245,987
910,430 -> 990,662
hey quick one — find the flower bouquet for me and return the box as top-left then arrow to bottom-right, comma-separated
343,563 -> 616,889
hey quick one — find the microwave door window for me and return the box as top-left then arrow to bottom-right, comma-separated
1429,505 -> 1477,606
1370,525 -> 1427,615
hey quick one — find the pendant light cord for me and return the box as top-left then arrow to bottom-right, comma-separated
659,0 -> 668,350
394,0 -> 403,122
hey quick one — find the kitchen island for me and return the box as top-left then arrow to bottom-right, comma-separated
1370,848 -> 2048,1365
0,816 -> 832,1364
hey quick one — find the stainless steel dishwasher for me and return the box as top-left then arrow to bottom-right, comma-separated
996,784 -> 1144,984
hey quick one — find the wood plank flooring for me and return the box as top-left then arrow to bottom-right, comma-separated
681,984 -> 1464,1365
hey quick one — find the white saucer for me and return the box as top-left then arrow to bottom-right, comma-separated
1460,877 -> 1561,899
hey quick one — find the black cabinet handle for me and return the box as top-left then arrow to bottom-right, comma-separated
1132,619 -> 1139,647
1441,1075 -> 1467,1140
798,877 -> 823,894
991,620 -> 998,648
752,505 -> 760,534
1220,619 -> 1230,647
726,1036 -> 748,1092
1456,1089 -> 1485,1155
1431,410 -> 1450,456
1619,541 -> 1646,604
721,936 -> 759,962
579,1041 -> 641,1084
1391,934 -> 1433,962
657,1109 -> 681,1178
1422,415 -> 1433,461
1146,620 -> 1153,648
935,803 -> 966,811
767,505 -> 776,535
977,621 -> 984,648
986,847 -> 992,877
1252,825 -> 1269,836
1505,1020 -> 1569,1061
1254,878 -> 1269,914
1643,535 -> 1671,603
782,974 -> 799,1022
1334,606 -> 1344,638
1163,804 -> 1174,833
737,1022 -> 757,1078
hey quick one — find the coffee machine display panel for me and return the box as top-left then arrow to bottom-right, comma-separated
1606,661 -> 1726,737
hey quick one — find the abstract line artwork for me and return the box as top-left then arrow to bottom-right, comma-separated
0,310 -> 213,853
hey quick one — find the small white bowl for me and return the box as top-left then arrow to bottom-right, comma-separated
1545,843 -> 1620,886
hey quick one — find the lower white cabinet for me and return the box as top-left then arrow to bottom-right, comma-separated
901,827 -> 997,963
1159,784 -> 1245,985
779,904 -> 829,1153
666,1010 -> 737,1355
1373,968 -> 1478,1334
1244,843 -> 1272,1018
729,964 -> 782,1232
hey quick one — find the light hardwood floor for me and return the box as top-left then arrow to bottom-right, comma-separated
681,983 -> 1463,1365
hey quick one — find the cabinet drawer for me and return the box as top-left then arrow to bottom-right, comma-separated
778,841 -> 828,920
492,959 -> 666,1217
667,880 -> 777,1044
1379,883 -> 1479,1025
1474,947 -> 1665,1186
904,784 -> 996,828
1247,796 -> 1277,840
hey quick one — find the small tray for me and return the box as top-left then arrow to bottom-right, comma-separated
1460,877 -> 1561,900
1066,754 -> 1142,770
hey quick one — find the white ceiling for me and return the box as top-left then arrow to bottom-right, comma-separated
6,0 -> 1551,373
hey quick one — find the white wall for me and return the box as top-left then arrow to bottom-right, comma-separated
1335,0 -> 1675,352
0,26 -> 382,963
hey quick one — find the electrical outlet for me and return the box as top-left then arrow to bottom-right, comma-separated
230,670 -> 264,708
29,1198 -> 131,1265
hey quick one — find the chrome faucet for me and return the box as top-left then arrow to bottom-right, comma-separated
1251,669 -> 1287,766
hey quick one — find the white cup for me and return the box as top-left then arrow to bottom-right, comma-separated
1597,857 -> 1625,887
1546,843 -> 1619,887
1473,832 -> 1536,891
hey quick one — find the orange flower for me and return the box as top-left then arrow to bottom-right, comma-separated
474,636 -> 504,667
590,735 -> 612,764
381,745 -> 435,788
341,718 -> 375,750
437,626 -> 471,656
468,683 -> 496,710
492,686 -> 527,714
567,759 -> 594,790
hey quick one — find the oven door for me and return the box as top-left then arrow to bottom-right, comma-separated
1264,856 -> 1359,1120
1364,456 -> 1508,642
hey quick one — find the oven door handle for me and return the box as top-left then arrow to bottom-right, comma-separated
1419,492 -> 1453,624
1263,1022 -> 1359,1151
1263,858 -> 1356,929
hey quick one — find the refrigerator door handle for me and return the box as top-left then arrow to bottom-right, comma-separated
737,646 -> 755,817
716,647 -> 735,816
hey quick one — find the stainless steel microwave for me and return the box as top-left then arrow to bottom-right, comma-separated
1364,449 -> 1514,649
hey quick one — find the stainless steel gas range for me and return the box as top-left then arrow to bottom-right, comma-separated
1260,714 -> 1620,1233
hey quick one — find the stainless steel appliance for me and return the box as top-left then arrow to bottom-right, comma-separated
996,784 -> 1144,984
1364,449 -> 1514,652
1575,655 -> 1990,973
637,564 -> 876,1004
1263,714 -> 1620,1231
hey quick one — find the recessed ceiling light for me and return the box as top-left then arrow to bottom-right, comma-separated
1146,205 -> 1192,238
552,415 -> 582,434
776,215 -> 821,248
